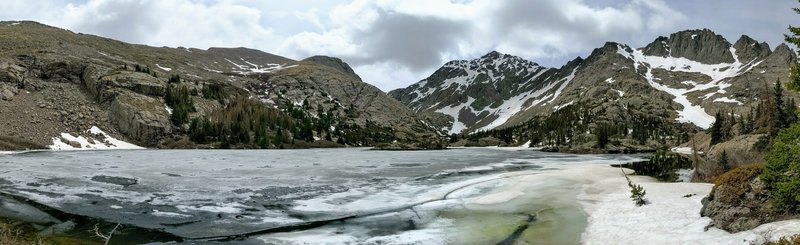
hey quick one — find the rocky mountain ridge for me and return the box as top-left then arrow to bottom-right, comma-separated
0,21 -> 438,150
390,29 -> 797,136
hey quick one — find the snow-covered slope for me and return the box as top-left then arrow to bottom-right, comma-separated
389,51 -> 580,135
391,29 -> 797,134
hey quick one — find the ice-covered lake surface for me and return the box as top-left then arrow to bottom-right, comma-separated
0,148 -> 644,244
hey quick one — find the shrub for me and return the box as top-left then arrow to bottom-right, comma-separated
613,151 -> 692,181
765,234 -> 800,245
621,167 -> 648,206
713,164 -> 764,204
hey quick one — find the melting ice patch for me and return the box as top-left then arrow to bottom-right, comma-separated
49,126 -> 144,150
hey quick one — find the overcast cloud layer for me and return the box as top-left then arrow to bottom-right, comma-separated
0,0 -> 797,91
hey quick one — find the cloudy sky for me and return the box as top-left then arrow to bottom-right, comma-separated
1,0 -> 798,91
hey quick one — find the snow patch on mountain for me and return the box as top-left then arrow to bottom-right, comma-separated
436,97 -> 477,135
49,126 -> 144,150
547,66 -> 579,104
618,44 -> 764,129
713,97 -> 743,105
554,100 -> 575,111
224,57 -> 296,75
156,64 -> 172,71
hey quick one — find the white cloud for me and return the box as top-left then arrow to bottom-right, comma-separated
0,0 -> 691,91
276,0 -> 687,90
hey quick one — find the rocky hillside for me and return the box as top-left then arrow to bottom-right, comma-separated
391,29 -> 797,136
0,21 -> 438,150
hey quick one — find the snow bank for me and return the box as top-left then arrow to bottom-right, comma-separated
49,126 -> 144,150
671,146 -> 703,155
713,97 -> 744,105
155,64 -> 172,71
579,166 -> 800,244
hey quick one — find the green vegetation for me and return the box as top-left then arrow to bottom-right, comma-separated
621,168 -> 648,206
184,92 -> 398,149
714,164 -> 764,204
718,150 -> 730,172
761,123 -> 800,212
613,151 -> 692,182
164,85 -> 195,125
786,1 -> 800,91
466,101 -> 684,151
0,217 -> 101,245
167,74 -> 180,84
765,234 -> 800,245
133,64 -> 151,74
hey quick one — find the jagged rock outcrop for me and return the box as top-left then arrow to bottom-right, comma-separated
643,29 -> 735,64
733,35 -> 772,62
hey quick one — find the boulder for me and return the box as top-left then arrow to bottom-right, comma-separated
701,164 -> 782,232
109,91 -> 172,145
0,89 -> 13,101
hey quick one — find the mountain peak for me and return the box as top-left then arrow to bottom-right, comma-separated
733,35 -> 772,62
481,51 -> 504,59
642,28 -> 734,64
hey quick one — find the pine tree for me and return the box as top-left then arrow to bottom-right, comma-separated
595,123 -> 611,148
718,150 -> 730,172
785,98 -> 798,125
710,111 -> 723,145
774,80 -> 786,130
785,2 -> 800,90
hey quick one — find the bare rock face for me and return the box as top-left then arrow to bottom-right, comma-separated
100,71 -> 166,97
109,91 -> 172,145
699,134 -> 767,178
303,56 -> 362,81
733,35 -> 772,62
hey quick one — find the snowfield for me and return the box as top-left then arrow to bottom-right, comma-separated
579,166 -> 800,244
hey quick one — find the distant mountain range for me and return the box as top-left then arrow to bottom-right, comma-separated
0,21 -> 796,150
390,29 -> 797,135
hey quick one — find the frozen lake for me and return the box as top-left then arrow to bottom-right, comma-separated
0,148 -> 643,244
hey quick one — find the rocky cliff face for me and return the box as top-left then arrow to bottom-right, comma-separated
391,29 -> 798,136
0,21 -> 436,149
